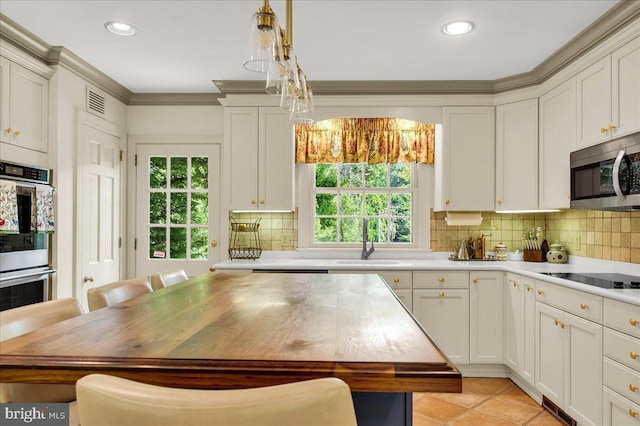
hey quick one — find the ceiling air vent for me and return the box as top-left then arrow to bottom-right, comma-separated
87,87 -> 106,116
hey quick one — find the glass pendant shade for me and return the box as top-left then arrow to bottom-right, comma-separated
265,36 -> 290,95
280,56 -> 302,109
290,73 -> 314,124
243,9 -> 285,74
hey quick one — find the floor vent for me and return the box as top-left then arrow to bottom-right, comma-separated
87,87 -> 106,116
542,396 -> 577,426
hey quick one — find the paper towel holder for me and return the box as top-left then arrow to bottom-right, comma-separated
444,212 -> 483,226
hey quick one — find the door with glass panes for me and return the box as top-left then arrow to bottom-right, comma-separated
136,144 -> 220,278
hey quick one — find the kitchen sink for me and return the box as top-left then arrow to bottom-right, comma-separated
335,260 -> 401,265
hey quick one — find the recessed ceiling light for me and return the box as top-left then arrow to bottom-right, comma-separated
104,21 -> 137,36
441,21 -> 474,36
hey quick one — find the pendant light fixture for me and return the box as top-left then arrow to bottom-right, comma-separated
243,0 -> 285,74
244,0 -> 314,122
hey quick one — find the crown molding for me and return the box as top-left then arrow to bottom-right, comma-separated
2,0 -> 640,105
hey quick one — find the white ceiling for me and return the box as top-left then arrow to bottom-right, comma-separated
0,0 -> 620,94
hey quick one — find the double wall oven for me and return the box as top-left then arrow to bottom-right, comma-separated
0,161 -> 55,311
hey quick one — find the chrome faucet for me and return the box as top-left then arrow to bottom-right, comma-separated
361,218 -> 375,260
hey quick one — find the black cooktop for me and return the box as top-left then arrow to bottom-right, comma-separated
541,272 -> 640,289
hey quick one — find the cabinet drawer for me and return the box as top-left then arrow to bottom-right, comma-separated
535,280 -> 603,323
604,298 -> 640,339
413,271 -> 469,289
604,357 -> 640,406
605,328 -> 640,372
378,271 -> 412,290
603,386 -> 640,426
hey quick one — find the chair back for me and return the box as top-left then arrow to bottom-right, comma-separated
150,268 -> 189,291
77,374 -> 357,426
87,278 -> 152,312
0,298 -> 84,403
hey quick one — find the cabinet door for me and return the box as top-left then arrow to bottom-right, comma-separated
603,386 -> 640,426
505,274 -> 524,372
522,279 -> 536,387
0,56 -> 9,144
225,107 -> 259,210
577,56 -> 612,148
436,107 -> 495,211
565,312 -> 603,426
470,272 -> 503,364
259,107 -> 294,210
413,289 -> 469,364
539,78 -> 576,209
535,301 -> 565,406
7,61 -> 48,152
495,99 -> 538,211
612,36 -> 640,139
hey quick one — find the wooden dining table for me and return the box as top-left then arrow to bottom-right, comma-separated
0,272 -> 461,426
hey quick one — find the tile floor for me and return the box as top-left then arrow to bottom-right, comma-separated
413,377 -> 565,426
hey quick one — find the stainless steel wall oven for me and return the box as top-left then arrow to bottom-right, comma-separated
0,161 -> 55,311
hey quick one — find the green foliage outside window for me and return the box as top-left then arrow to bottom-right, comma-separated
314,163 -> 413,245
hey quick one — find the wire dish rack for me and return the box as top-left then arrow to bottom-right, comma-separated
229,218 -> 262,260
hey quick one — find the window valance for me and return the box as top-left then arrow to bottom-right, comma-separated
295,118 -> 434,164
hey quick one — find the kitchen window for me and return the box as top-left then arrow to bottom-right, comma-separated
312,163 -> 415,246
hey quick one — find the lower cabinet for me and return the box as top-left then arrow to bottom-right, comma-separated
535,301 -> 603,426
603,386 -> 640,426
470,271 -> 504,364
505,273 -> 535,386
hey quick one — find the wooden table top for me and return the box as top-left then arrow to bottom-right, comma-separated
0,272 -> 461,393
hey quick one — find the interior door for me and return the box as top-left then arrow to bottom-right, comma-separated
77,114 -> 121,309
135,144 -> 220,278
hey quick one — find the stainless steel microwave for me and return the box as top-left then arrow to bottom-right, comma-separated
570,131 -> 640,211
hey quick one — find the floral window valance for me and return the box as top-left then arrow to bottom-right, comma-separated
295,118 -> 435,164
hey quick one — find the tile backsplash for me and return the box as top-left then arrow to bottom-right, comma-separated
229,210 -> 640,264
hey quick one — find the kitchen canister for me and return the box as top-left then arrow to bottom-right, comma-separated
546,241 -> 568,264
495,242 -> 508,261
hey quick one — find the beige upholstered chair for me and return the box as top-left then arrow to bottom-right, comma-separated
87,278 -> 152,312
0,298 -> 84,425
150,268 -> 189,291
76,374 -> 358,426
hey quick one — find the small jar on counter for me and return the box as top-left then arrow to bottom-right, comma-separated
495,242 -> 508,261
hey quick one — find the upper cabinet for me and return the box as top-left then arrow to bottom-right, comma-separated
0,56 -> 49,153
435,107 -> 495,212
224,106 -> 294,211
539,78 -> 577,210
576,36 -> 640,148
495,99 -> 538,211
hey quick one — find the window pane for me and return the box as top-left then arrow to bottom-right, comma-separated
365,193 -> 387,216
315,193 -> 337,215
170,192 -> 187,224
191,227 -> 208,259
191,193 -> 208,224
391,218 -> 411,243
340,218 -> 362,243
368,217 -> 389,243
171,157 -> 188,189
149,227 -> 166,258
149,193 -> 166,224
315,218 -> 337,242
391,193 -> 412,216
365,164 -> 387,188
390,164 -> 411,188
170,227 -> 187,259
340,164 -> 363,187
149,157 -> 167,189
316,164 -> 337,187
191,157 -> 208,189
339,194 -> 362,215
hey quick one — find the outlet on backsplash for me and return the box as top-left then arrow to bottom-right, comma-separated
575,235 -> 581,250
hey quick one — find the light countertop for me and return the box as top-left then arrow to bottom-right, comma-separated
215,252 -> 640,306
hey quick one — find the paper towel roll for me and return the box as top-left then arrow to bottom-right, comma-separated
444,212 -> 483,226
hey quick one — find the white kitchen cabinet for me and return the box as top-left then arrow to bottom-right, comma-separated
603,386 -> 640,426
329,270 -> 412,312
495,99 -> 538,211
434,107 -> 495,212
224,106 -> 294,211
538,78 -> 576,210
469,271 -> 503,364
535,298 -> 603,426
0,56 -> 49,153
413,271 -> 469,364
505,273 -> 535,386
577,36 -> 640,148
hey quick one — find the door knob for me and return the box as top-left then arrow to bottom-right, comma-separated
83,276 -> 94,283
210,240 -> 217,247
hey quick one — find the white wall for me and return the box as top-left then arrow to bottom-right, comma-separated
127,106 -> 223,135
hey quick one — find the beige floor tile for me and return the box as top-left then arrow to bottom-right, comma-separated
524,410 -> 566,426
413,395 -> 468,423
493,386 -> 545,410
448,410 -> 518,426
474,398 -> 542,424
413,412 -> 444,426
429,390 -> 491,408
462,377 -> 514,395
